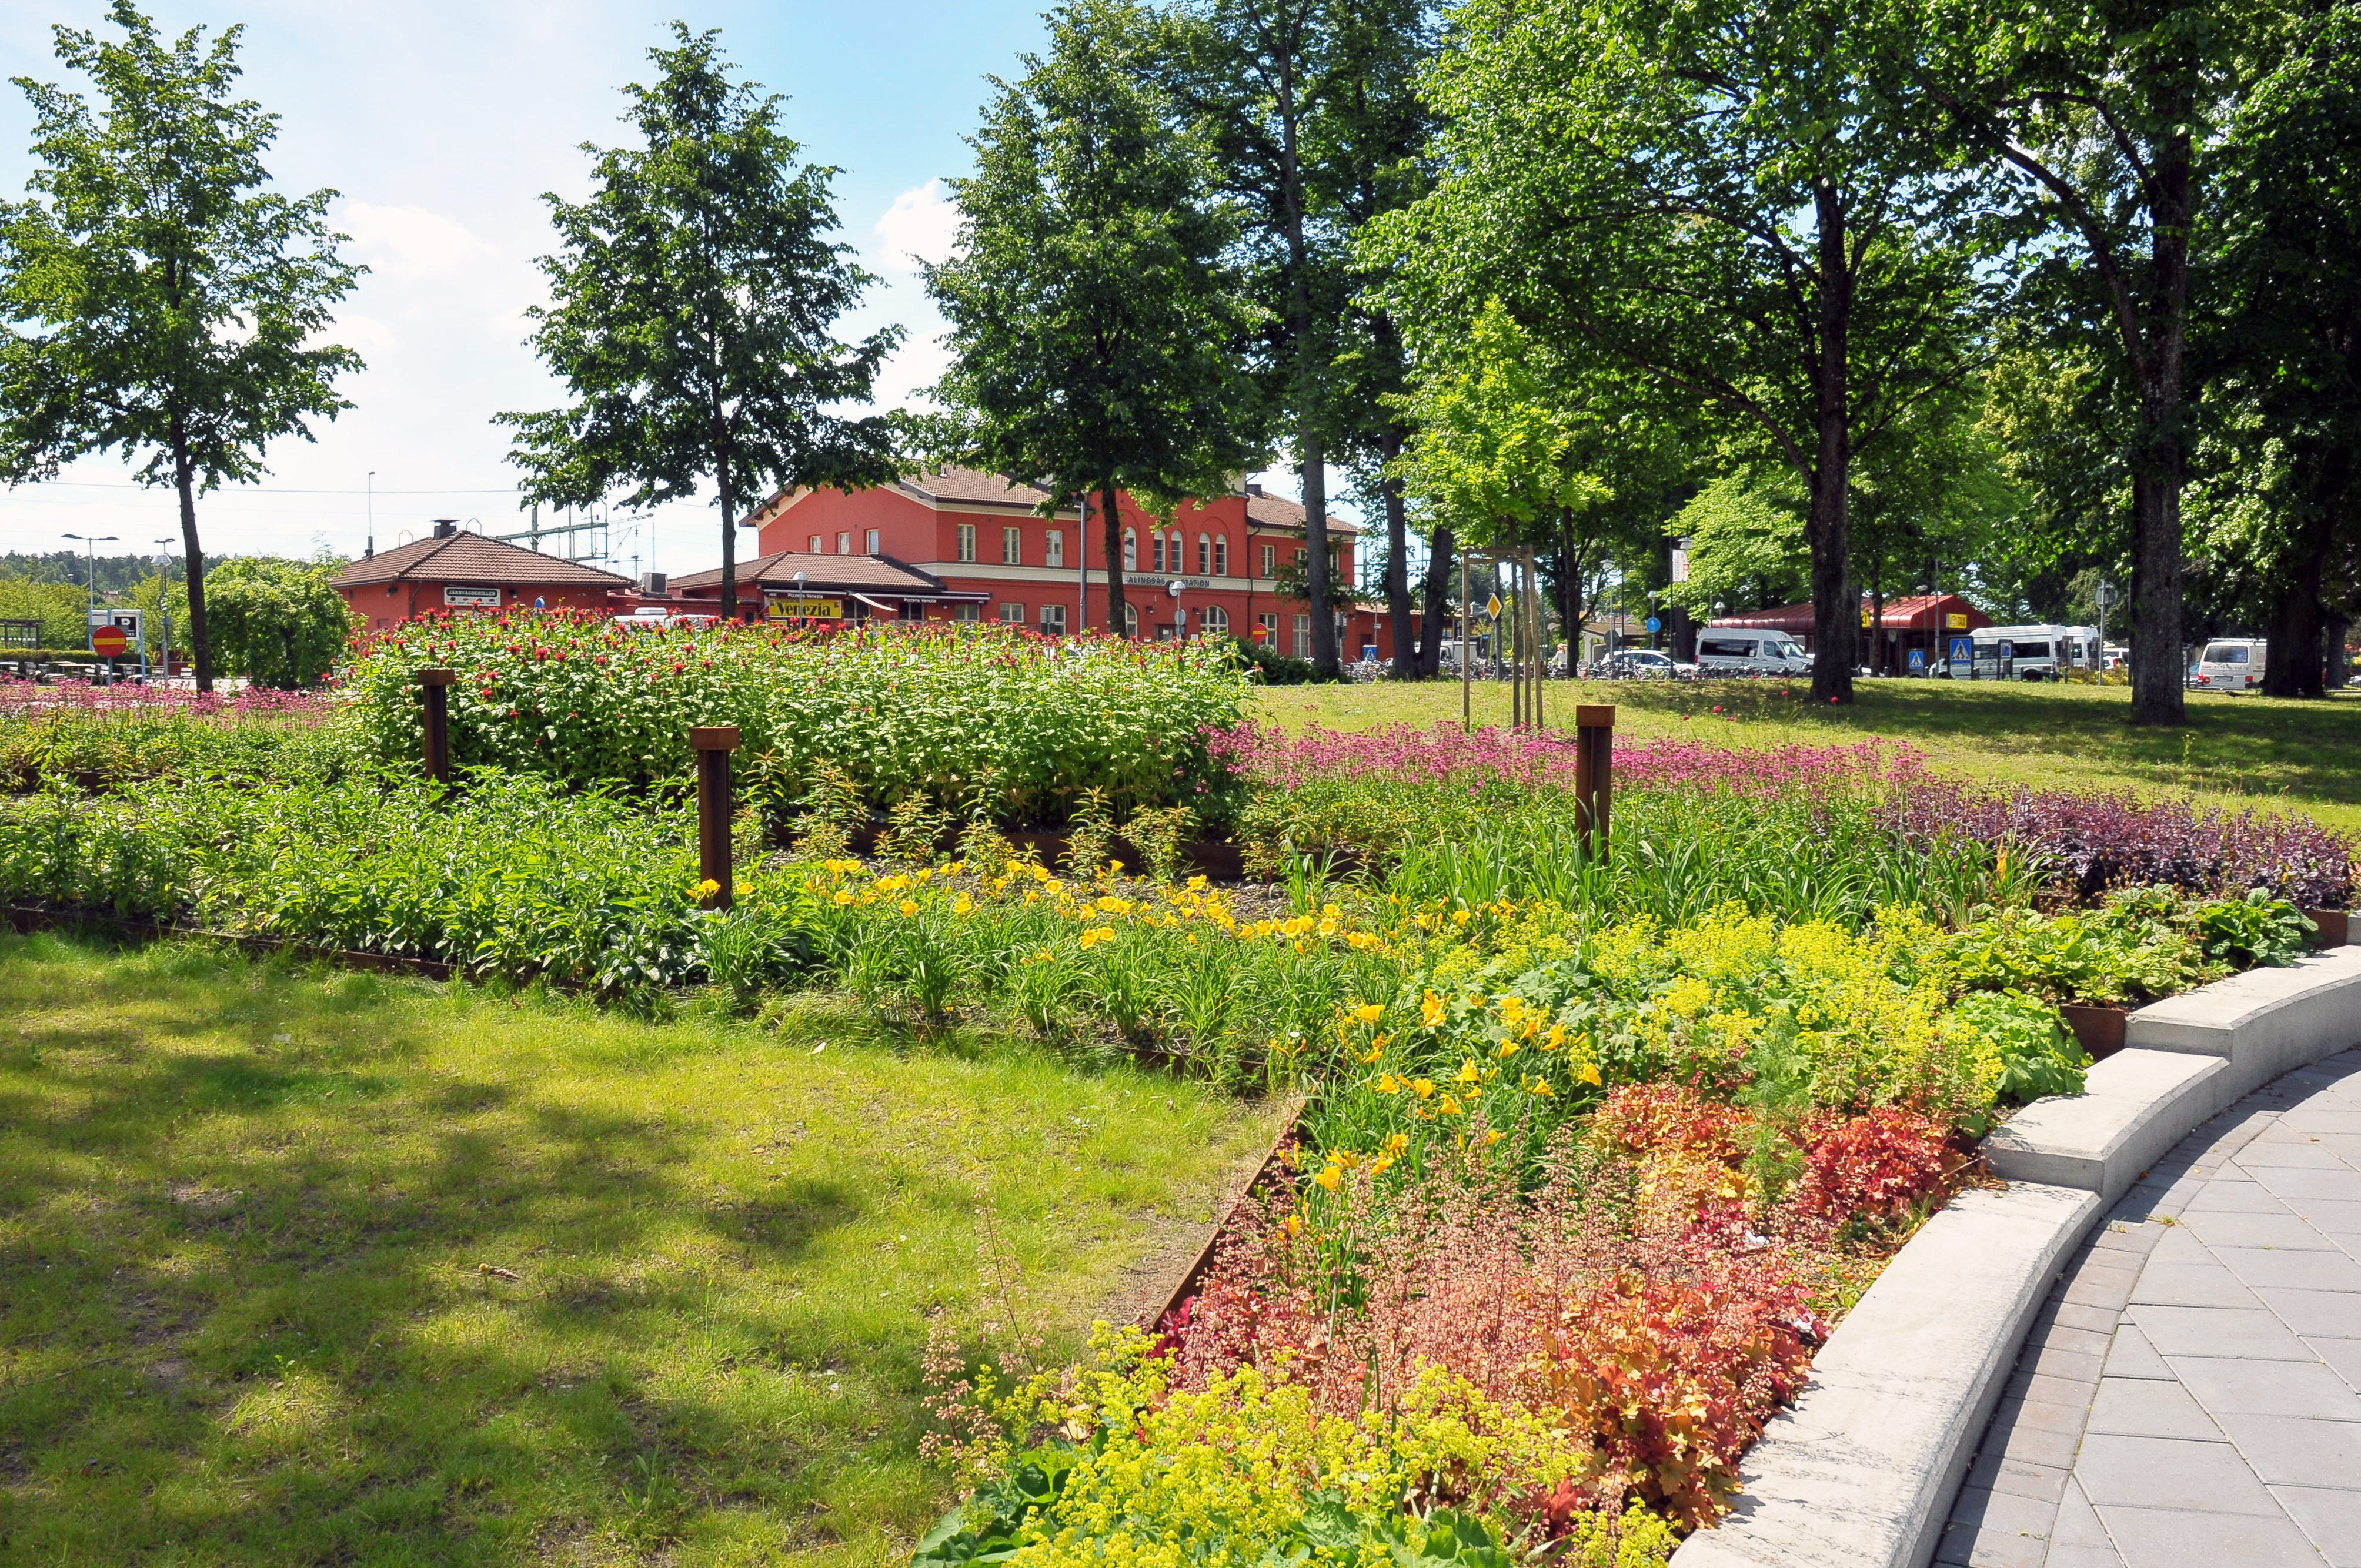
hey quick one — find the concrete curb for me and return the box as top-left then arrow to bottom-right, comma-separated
1672,948 -> 2361,1568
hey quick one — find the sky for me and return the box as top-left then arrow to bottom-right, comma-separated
0,0 -> 1307,583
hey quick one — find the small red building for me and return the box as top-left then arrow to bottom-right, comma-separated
1712,593 -> 1991,674
331,524 -> 633,633
738,467 -> 1388,657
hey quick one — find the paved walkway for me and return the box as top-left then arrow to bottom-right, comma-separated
1939,1048 -> 2361,1567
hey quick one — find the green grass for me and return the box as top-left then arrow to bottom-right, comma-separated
0,933 -> 1283,1567
1255,677 -> 2361,837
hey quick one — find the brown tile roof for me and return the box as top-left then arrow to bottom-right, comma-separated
1244,489 -> 1360,535
669,551 -> 971,597
330,531 -> 631,589
897,466 -> 1059,508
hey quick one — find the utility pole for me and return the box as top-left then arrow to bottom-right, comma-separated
155,537 -> 176,676
62,532 -> 116,615
366,470 -> 376,559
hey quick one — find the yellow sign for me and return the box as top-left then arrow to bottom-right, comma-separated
1861,608 -> 1874,627
766,596 -> 843,620
1946,612 -> 1969,630
1485,594 -> 1503,619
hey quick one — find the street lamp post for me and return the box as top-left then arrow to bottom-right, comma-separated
155,537 -> 178,678
62,532 -> 119,683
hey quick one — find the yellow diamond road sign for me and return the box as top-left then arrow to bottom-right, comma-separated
1486,594 -> 1502,618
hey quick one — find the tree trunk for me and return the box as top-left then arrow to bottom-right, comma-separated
172,420 -> 213,694
1561,512 -> 1584,676
1382,426 -> 1414,680
1303,433 -> 1337,674
717,441 -> 739,624
1418,523 -> 1455,678
2127,112 -> 2195,723
2263,448 -> 2344,698
1100,483 -> 1127,634
1806,182 -> 1857,703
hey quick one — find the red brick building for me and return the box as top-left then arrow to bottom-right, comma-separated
710,467 -> 1387,657
331,524 -> 632,632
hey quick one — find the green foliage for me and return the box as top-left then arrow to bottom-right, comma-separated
1663,473 -> 1806,619
2191,888 -> 2316,969
923,0 -> 1265,633
497,25 -> 900,621
0,1 -> 363,690
0,576 -> 91,648
338,616 -> 1251,830
1228,633 -> 1327,684
202,557 -> 353,687
1948,990 -> 2089,1104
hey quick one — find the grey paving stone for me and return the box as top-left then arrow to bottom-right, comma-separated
1932,1524 -> 2047,1568
1966,1447 -> 2071,1503
2092,1221 -> 2168,1254
2310,1335 -> 2361,1391
2177,1209 -> 2343,1251
2051,1475 -> 2119,1555
1948,1483 -> 2059,1537
2272,1486 -> 2361,1568
2216,1409 -> 2361,1488
2215,1246 -> 2361,1294
1982,1417 -> 2082,1472
2250,1166 -> 2361,1202
2129,1304 -> 2319,1360
2167,1354 -> 2361,1419
2046,1300 -> 2130,1335
2252,1285 -> 2361,1338
2129,1262 -> 2266,1310
2028,1343 -> 2110,1385
2075,1432 -> 2281,1514
2067,1266 -> 2146,1311
2046,1546 -> 2129,1568
2021,1370 -> 2103,1410
1991,1392 -> 2093,1437
2037,1322 -> 2124,1360
2280,1110 -> 2361,1136
2183,1180 -> 2298,1214
2294,1199 -> 2361,1235
2085,1376 -> 2225,1440
2096,1504 -> 2330,1567
2309,1133 -> 2361,1164
2239,1136 -> 2348,1169
2104,1324 -> 2175,1380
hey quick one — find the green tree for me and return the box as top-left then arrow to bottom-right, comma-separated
924,0 -> 1265,636
1923,0 -> 2258,721
1665,473 -> 1809,621
2203,2 -> 2361,697
203,557 -> 350,688
500,26 -> 900,624
1372,0 -> 1989,702
1160,0 -> 1438,677
0,1 -> 365,693
0,577 -> 91,648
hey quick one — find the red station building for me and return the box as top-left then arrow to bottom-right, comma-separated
331,522 -> 632,632
1711,592 -> 1992,674
672,467 -> 1391,658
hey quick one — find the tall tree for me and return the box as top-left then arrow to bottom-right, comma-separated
926,0 -> 1265,636
500,26 -> 899,624
1925,0 -> 2253,721
1371,0 -> 1990,703
0,1 -> 363,693
2205,3 -> 2361,697
1160,0 -> 1437,678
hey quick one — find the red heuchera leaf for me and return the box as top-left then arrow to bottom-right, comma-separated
1790,1107 -> 1953,1223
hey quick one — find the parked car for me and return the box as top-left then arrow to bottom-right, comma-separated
2193,637 -> 2266,691
1969,624 -> 2102,680
1590,648 -> 1697,680
612,605 -> 717,630
1693,628 -> 1812,677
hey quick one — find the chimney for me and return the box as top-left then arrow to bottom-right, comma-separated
640,571 -> 667,597
431,518 -> 458,539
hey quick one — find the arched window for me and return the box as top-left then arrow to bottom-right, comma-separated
1169,530 -> 1185,570
1123,601 -> 1139,638
1198,604 -> 1230,636
1123,529 -> 1137,571
1197,534 -> 1210,574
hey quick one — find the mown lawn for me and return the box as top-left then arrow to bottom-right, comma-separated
1255,677 -> 2361,836
0,933 -> 1283,1567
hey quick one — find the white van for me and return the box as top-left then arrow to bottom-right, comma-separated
2193,638 -> 2266,692
1971,624 -> 2102,680
1694,627 -> 1812,677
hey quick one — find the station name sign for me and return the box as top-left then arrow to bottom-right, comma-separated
1124,574 -> 1212,590
765,596 -> 844,620
443,585 -> 501,607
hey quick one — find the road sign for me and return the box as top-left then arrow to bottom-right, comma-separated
89,624 -> 129,657
1948,636 -> 1972,664
1908,648 -> 1926,671
1485,594 -> 1502,618
1645,616 -> 1661,633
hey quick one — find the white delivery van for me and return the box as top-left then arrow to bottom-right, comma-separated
1970,624 -> 2102,680
2193,638 -> 2266,692
1694,627 -> 1813,677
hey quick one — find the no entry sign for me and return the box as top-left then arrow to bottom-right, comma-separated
90,625 -> 129,657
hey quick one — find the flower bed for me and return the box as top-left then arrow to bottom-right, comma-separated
340,616 -> 1249,828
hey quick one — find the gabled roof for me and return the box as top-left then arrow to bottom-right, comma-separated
897,467 -> 1060,508
1711,593 -> 1990,634
1242,487 -> 1360,536
330,531 -> 631,590
752,465 -> 1361,534
669,550 -> 981,599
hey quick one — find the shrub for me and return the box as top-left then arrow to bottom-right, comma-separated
339,616 -> 1251,829
203,558 -> 356,688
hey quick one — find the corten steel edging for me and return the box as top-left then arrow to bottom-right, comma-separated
1139,1093 -> 1306,1332
690,726 -> 740,911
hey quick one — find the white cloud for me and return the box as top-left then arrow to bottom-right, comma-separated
326,313 -> 398,353
872,179 -> 960,272
337,200 -> 493,277
873,334 -> 953,410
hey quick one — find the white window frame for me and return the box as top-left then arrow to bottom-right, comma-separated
954,603 -> 981,623
1293,613 -> 1311,658
808,534 -> 823,553
1044,529 -> 1064,567
1040,603 -> 1067,636
837,531 -> 851,554
1261,543 -> 1275,577
1199,604 -> 1229,636
1123,529 -> 1137,571
1002,525 -> 1021,565
866,529 -> 881,556
956,523 -> 977,563
1000,601 -> 1026,623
